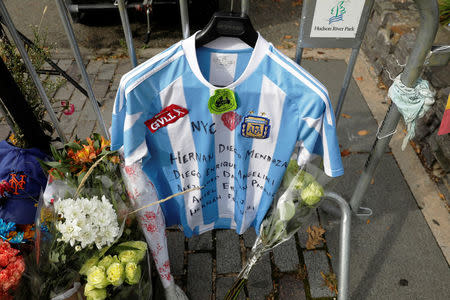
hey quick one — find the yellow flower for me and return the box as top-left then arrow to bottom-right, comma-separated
8,133 -> 18,146
84,284 -> 107,300
87,266 -> 109,289
75,145 -> 97,163
98,255 -> 119,270
106,262 -> 125,287
108,155 -> 120,164
99,136 -> 111,153
125,262 -> 141,285
118,250 -> 145,264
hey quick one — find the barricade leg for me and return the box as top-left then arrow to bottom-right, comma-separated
116,0 -> 138,68
323,192 -> 351,300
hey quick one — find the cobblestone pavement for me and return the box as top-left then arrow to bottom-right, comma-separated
2,54 -> 449,300
166,209 -> 335,300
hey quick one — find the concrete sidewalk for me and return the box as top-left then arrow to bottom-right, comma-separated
1,49 -> 449,300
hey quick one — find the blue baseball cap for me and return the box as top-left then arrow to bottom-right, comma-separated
0,140 -> 48,224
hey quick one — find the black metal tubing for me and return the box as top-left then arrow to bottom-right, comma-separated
67,1 -> 177,13
17,30 -> 90,99
0,18 -> 90,99
0,57 -> 51,152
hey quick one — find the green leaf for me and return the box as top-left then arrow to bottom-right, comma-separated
65,141 -> 82,151
37,158 -> 50,172
43,161 -> 63,168
92,133 -> 101,141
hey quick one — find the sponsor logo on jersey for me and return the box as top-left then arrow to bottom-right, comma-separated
241,115 -> 270,139
221,111 -> 242,131
145,104 -> 189,133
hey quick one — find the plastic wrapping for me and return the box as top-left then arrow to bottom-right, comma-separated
225,160 -> 331,300
18,135 -> 152,300
120,158 -> 188,300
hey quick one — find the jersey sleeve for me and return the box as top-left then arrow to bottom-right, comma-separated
111,83 -> 150,166
297,96 -> 344,177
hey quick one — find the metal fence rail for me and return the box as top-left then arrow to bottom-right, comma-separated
55,0 -> 109,139
349,0 -> 439,214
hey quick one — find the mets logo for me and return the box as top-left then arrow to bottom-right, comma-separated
8,173 -> 27,195
145,104 -> 189,133
241,115 -> 270,139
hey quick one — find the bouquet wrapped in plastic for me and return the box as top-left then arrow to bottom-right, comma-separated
17,134 -> 152,300
119,159 -> 190,300
225,160 -> 331,300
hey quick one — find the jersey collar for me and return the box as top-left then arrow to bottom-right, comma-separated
182,31 -> 270,90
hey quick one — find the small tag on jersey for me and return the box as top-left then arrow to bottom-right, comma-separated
241,115 -> 270,139
221,111 -> 242,131
145,104 -> 188,133
208,89 -> 237,115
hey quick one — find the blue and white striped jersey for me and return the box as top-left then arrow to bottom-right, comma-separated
111,33 -> 343,237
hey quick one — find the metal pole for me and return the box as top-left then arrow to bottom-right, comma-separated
324,192 -> 351,300
55,0 -> 109,139
0,1 -> 66,143
295,0 -> 309,65
12,26 -> 90,98
349,0 -> 439,213
334,47 -> 360,124
334,0 -> 375,124
179,0 -> 190,39
241,0 -> 249,16
296,47 -> 304,65
116,0 -> 138,68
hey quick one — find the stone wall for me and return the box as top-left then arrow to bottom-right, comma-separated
362,0 -> 450,184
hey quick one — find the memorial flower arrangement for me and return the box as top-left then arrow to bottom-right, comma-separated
225,160 -> 327,300
15,134 -> 152,299
0,240 -> 25,299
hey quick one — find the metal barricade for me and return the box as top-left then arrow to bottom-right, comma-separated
55,0 -> 109,139
349,0 -> 439,213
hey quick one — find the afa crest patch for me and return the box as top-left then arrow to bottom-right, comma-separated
241,115 -> 270,139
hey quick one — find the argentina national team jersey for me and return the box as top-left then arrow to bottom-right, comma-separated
111,33 -> 344,237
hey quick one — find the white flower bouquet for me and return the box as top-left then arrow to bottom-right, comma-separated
53,196 -> 120,250
16,135 -> 152,300
225,160 -> 332,300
